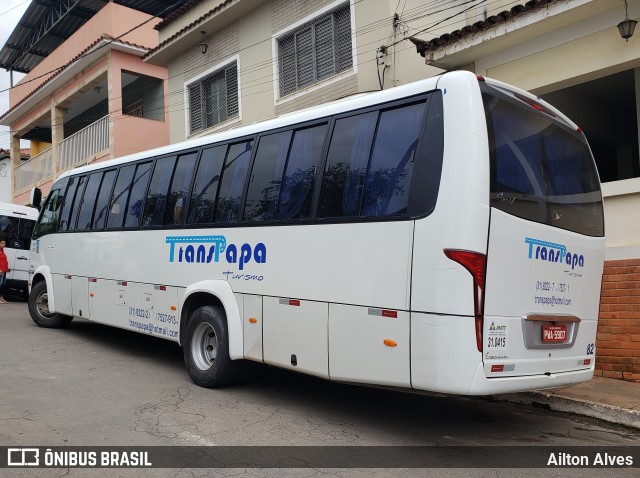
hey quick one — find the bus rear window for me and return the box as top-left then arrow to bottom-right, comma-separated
483,92 -> 604,237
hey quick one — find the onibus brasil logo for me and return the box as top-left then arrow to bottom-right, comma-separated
166,235 -> 266,270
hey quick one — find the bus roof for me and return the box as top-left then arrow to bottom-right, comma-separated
0,202 -> 38,217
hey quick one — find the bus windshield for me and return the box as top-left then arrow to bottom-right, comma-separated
483,91 -> 604,237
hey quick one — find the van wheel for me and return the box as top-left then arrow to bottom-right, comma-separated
28,281 -> 73,328
183,305 -> 239,387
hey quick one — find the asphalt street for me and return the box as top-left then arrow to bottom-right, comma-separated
0,298 -> 638,477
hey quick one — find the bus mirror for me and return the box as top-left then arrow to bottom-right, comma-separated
30,187 -> 42,210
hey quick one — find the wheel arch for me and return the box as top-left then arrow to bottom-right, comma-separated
31,266 -> 55,312
180,280 -> 243,360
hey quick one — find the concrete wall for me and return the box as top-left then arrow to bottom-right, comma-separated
109,49 -> 169,158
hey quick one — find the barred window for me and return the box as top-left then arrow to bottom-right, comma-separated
278,3 -> 352,97
188,62 -> 239,134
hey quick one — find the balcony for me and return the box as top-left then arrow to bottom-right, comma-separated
59,115 -> 109,171
14,115 -> 109,194
14,147 -> 53,192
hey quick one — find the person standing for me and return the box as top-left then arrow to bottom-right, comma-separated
0,240 -> 9,304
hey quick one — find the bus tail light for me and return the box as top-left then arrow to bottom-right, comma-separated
444,249 -> 487,353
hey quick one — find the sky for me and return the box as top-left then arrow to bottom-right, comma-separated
0,0 -> 32,150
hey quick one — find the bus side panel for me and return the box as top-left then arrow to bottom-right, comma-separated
71,276 -> 89,319
242,294 -> 263,362
329,304 -> 410,387
263,297 -> 328,378
411,75 -> 491,316
51,273 -> 72,315
89,279 -> 118,325
411,312 -> 479,394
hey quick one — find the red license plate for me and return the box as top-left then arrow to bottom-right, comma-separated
542,324 -> 567,343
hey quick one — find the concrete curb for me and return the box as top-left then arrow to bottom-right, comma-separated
493,392 -> 640,430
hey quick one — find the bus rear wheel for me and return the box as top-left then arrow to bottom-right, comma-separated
28,281 -> 73,328
183,305 -> 239,387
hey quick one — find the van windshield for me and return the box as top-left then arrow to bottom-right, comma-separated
483,90 -> 604,237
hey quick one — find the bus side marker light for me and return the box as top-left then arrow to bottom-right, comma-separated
170,306 -> 177,311
384,339 -> 397,347
491,365 -> 504,373
368,308 -> 398,318
249,317 -> 257,324
89,293 -> 94,298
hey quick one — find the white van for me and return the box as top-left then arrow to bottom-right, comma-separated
0,202 -> 38,297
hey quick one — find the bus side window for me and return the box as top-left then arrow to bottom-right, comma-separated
215,140 -> 254,224
58,177 -> 80,232
124,161 -> 152,228
66,175 -> 88,231
106,165 -> 136,229
318,112 -> 378,218
17,217 -> 35,249
0,214 -> 17,244
33,189 -> 63,239
163,153 -> 198,226
143,156 -> 176,227
187,146 -> 227,225
77,172 -> 103,231
92,170 -> 117,230
278,124 -> 327,221
360,102 -> 426,217
244,131 -> 292,222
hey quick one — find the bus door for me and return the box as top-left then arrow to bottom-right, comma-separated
481,88 -> 605,379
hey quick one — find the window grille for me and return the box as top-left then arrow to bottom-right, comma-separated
188,62 -> 239,134
278,3 -> 352,97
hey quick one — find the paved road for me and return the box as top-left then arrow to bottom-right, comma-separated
0,299 -> 638,477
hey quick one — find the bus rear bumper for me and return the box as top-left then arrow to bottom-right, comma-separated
466,363 -> 595,396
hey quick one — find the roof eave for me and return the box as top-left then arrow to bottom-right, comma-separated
415,0 -> 613,70
145,0 -> 266,66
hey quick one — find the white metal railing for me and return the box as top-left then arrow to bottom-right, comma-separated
15,147 -> 53,191
59,115 -> 109,170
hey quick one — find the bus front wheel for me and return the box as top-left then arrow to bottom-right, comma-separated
28,281 -> 73,328
183,305 -> 239,387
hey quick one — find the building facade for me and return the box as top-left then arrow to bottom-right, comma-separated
0,1 -> 178,204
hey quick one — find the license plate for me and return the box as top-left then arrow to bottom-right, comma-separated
542,324 -> 567,343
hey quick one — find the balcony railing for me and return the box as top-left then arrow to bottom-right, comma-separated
59,115 -> 109,170
15,147 -> 53,192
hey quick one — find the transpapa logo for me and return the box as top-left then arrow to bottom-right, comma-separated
165,235 -> 266,270
525,237 -> 584,270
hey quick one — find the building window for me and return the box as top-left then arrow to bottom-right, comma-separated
277,3 -> 352,97
188,61 -> 239,134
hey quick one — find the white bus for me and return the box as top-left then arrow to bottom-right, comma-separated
28,71 -> 605,395
0,202 -> 38,297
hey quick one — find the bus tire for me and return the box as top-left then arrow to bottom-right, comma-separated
28,281 -> 73,328
183,305 -> 239,388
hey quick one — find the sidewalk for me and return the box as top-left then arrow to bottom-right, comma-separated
493,376 -> 640,429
